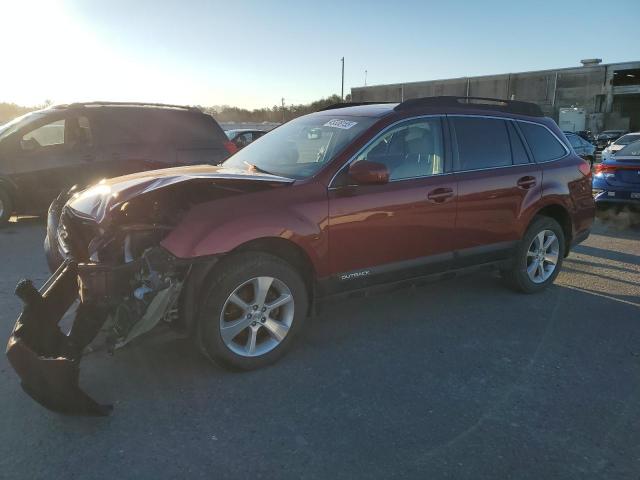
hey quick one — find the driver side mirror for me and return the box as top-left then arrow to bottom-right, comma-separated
348,160 -> 390,185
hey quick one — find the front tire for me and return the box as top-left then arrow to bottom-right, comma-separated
0,187 -> 13,227
503,216 -> 565,293
197,252 -> 308,370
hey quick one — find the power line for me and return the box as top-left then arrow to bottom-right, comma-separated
341,57 -> 345,100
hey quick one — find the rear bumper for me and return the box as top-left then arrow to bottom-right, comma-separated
593,192 -> 640,206
592,178 -> 640,206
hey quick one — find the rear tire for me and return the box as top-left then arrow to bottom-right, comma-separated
0,187 -> 13,227
197,252 -> 308,370
503,216 -> 565,294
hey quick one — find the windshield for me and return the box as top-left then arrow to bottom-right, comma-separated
615,133 -> 640,145
617,140 -> 640,157
0,111 -> 46,142
222,114 -> 376,179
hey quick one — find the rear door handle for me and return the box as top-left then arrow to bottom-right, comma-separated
427,187 -> 454,203
517,176 -> 537,189
82,154 -> 95,162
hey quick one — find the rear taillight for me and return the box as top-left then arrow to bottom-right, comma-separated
578,160 -> 591,176
594,163 -> 640,177
594,163 -> 614,175
224,141 -> 239,155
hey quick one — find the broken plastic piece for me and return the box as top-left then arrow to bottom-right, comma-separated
6,262 -> 112,416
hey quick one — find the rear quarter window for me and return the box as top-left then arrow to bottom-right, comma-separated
518,122 -> 567,162
92,108 -> 227,147
161,111 -> 228,146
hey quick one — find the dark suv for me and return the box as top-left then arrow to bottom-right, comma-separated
0,102 -> 236,225
8,97 -> 595,415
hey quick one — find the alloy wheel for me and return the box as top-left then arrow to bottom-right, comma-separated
526,230 -> 560,284
219,276 -> 294,357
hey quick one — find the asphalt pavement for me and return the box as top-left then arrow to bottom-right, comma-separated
0,215 -> 638,479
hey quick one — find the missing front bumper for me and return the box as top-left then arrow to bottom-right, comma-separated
6,262 -> 112,416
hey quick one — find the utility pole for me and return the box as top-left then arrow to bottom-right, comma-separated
341,57 -> 345,100
281,97 -> 285,123
364,70 -> 367,86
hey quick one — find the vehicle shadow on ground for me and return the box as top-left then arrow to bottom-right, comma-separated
573,244 -> 640,265
1,216 -> 45,234
42,268 -> 639,478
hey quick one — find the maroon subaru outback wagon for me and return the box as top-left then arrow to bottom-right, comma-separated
8,96 -> 595,414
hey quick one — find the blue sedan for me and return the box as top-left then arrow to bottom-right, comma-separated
592,140 -> 640,208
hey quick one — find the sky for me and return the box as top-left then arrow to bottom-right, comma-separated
1,0 -> 638,109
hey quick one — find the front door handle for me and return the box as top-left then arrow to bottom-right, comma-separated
517,176 -> 537,189
82,154 -> 95,162
427,187 -> 454,203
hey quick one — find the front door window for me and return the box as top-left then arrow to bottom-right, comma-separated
21,119 -> 65,151
352,119 -> 444,180
20,116 -> 92,152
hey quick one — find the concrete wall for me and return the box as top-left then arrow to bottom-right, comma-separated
351,61 -> 640,131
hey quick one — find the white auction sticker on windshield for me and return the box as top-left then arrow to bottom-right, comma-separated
324,119 -> 358,129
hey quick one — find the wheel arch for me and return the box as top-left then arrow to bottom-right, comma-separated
531,203 -> 572,256
180,236 -> 318,336
231,237 -> 317,299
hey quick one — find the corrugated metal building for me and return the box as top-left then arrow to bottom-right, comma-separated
351,60 -> 640,132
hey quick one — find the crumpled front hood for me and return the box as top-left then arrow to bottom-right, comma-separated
66,164 -> 294,224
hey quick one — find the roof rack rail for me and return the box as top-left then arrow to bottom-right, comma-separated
394,96 -> 543,117
61,101 -> 201,112
319,102 -> 393,111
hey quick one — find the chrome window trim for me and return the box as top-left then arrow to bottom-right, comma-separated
327,114 -> 445,190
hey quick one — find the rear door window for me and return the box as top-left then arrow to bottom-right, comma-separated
450,117 -> 511,171
518,122 -> 567,162
94,108 -> 226,147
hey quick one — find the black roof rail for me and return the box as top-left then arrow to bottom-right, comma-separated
60,101 -> 201,112
394,96 -> 544,117
319,102 -> 394,111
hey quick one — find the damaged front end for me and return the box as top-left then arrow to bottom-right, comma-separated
8,167 -> 293,415
7,244 -> 187,416
8,183 -> 194,415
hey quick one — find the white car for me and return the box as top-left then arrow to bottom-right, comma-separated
601,132 -> 640,161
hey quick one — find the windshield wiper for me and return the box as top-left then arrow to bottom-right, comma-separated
243,161 -> 274,175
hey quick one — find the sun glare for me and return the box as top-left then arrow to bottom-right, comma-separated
0,0 -> 210,107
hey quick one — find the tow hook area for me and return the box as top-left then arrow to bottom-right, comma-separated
6,262 -> 112,416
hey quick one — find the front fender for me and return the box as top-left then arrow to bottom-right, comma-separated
160,184 -> 328,275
